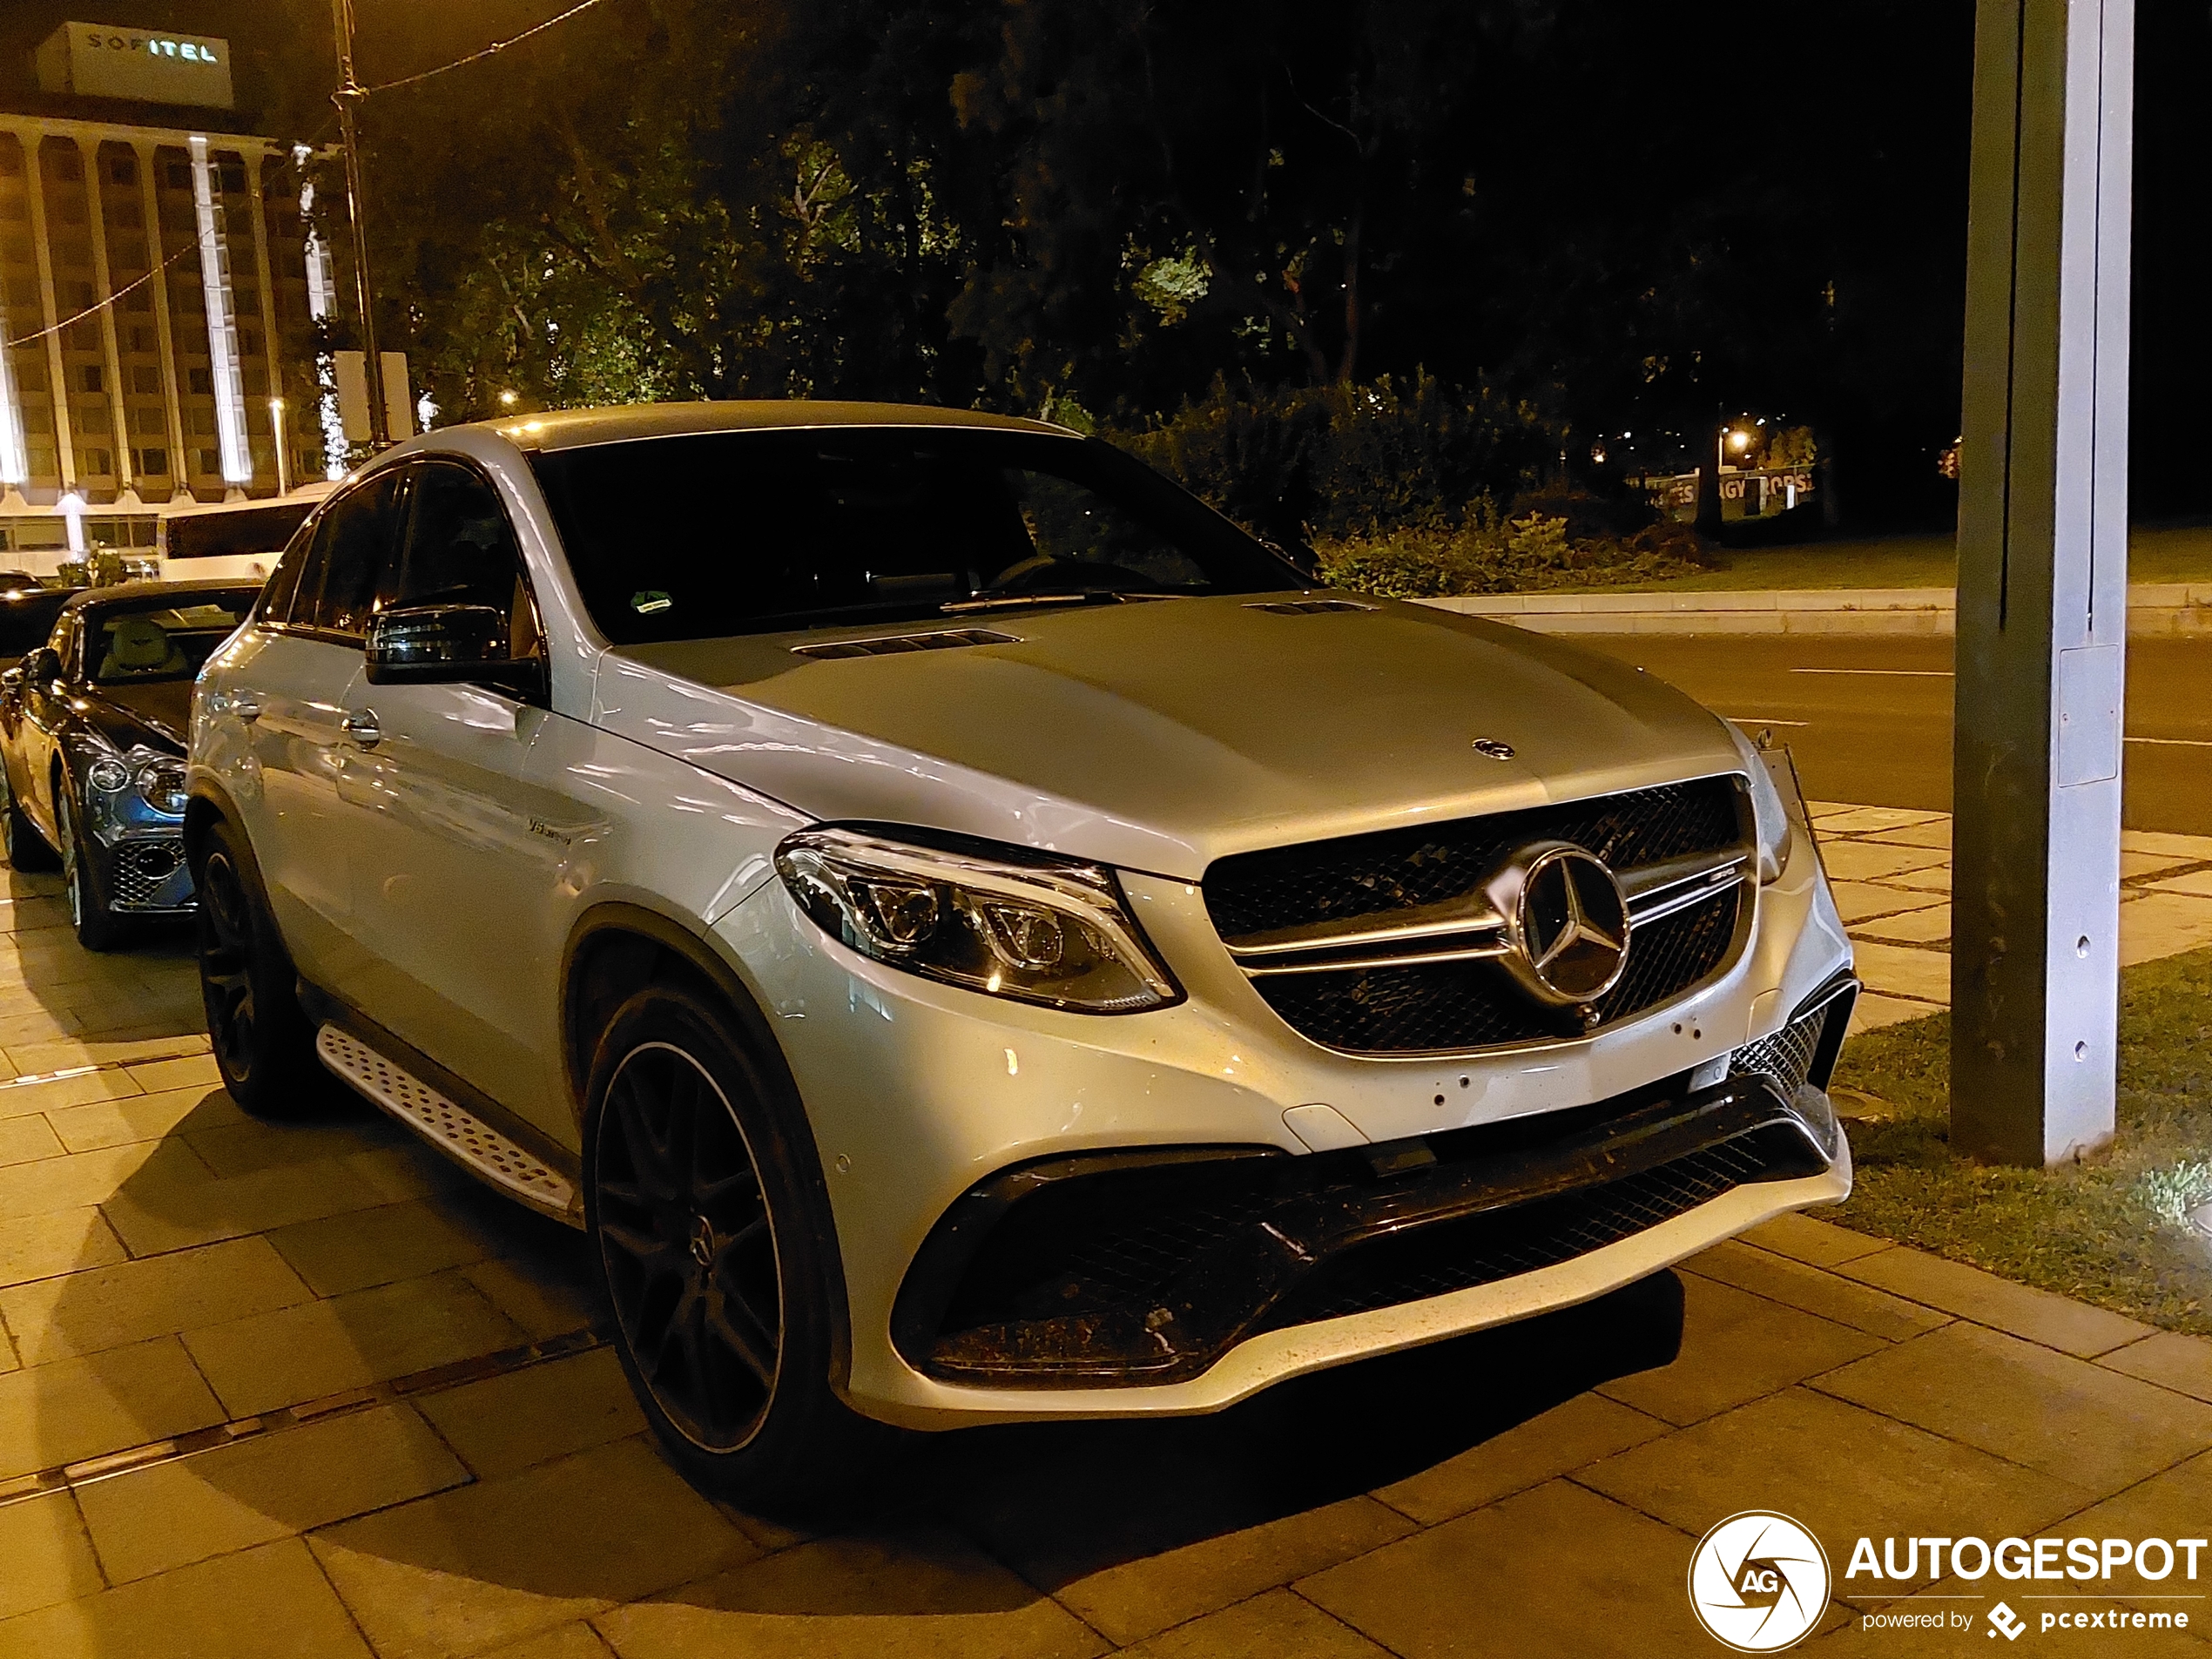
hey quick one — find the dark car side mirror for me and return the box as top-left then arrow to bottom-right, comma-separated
364,604 -> 541,695
26,648 -> 61,686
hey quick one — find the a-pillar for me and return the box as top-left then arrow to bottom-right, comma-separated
1951,0 -> 2133,1165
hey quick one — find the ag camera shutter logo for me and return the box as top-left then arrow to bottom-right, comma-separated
1689,1511 -> 1831,1651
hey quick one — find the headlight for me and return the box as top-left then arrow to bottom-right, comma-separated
133,760 -> 188,816
775,826 -> 1181,1013
1729,722 -> 1796,884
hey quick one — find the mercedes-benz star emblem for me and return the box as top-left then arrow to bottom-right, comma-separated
1486,840 -> 1632,1008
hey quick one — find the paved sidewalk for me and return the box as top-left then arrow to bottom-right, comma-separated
6,870 -> 2212,1655
1808,802 -> 2212,1035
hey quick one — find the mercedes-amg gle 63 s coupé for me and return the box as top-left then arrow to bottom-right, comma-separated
186,402 -> 1857,1506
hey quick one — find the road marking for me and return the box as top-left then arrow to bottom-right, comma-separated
2128,736 -> 2212,748
1790,667 -> 1954,677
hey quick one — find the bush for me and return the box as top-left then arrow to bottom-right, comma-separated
1120,371 -> 1556,543
1315,512 -> 1715,598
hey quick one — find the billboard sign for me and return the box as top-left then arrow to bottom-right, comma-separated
35,23 -> 236,110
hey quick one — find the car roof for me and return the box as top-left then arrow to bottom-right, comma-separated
464,400 -> 1077,455
62,577 -> 265,616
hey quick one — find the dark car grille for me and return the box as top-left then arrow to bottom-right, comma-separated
108,839 -> 186,908
892,1072 -> 1831,1387
1206,778 -> 1750,1055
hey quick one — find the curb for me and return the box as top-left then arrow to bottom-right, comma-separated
1414,583 -> 2212,636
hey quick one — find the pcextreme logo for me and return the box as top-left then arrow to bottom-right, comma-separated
1689,1511 -> 1831,1652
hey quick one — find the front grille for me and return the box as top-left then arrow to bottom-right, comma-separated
108,839 -> 185,908
1251,887 -> 1741,1053
894,1074 -> 1831,1387
1257,1131 -> 1788,1330
1204,777 -> 1750,1055
1206,777 -> 1742,941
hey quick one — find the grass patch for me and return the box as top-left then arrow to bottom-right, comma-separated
1832,944 -> 2212,1332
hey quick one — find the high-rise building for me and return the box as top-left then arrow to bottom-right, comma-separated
2,22 -> 336,560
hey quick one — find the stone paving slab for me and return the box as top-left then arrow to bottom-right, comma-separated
0,863 -> 2209,1654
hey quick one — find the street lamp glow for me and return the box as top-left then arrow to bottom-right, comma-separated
500,389 -> 519,408
1728,429 -> 1752,452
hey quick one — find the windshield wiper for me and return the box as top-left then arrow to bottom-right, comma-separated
941,588 -> 1129,615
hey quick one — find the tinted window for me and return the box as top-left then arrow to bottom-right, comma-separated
385,462 -> 539,656
164,501 -> 314,560
293,473 -> 401,638
528,428 -> 1298,644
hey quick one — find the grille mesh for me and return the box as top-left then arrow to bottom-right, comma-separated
1731,991 -> 1849,1099
108,840 -> 185,907
1205,777 -> 1741,942
1251,885 -> 1741,1054
1204,777 -> 1747,1055
1258,1130 -> 1798,1331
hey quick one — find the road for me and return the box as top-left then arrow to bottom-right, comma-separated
1575,633 -> 2212,833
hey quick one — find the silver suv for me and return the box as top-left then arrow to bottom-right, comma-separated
187,402 -> 1856,1507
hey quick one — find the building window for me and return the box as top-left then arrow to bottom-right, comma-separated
78,364 -> 104,394
82,448 -> 112,475
188,367 -> 212,396
240,330 -> 261,357
131,365 -> 161,395
218,163 -> 247,194
136,446 -> 167,475
132,407 -> 165,434
51,151 -> 83,184
195,448 -> 220,475
108,156 -> 137,188
165,163 -> 192,191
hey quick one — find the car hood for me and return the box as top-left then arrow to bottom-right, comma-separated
594,593 -> 1743,880
80,680 -> 190,754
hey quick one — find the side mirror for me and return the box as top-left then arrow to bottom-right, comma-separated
365,604 -> 540,693
28,648 -> 62,685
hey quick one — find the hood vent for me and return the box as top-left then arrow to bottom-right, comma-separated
792,628 -> 1020,660
1245,599 -> 1376,617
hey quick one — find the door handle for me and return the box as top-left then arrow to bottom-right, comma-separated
342,710 -> 382,749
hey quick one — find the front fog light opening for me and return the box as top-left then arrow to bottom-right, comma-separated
776,826 -> 1181,1014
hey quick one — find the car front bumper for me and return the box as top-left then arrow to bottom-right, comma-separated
716,819 -> 1853,1430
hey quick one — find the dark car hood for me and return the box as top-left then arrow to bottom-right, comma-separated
81,680 -> 191,753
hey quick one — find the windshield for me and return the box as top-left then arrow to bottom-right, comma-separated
86,598 -> 254,685
527,428 -> 1299,644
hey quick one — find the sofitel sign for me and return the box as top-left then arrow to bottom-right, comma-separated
34,22 -> 236,111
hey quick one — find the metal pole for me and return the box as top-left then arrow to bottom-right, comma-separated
273,399 -> 289,495
1952,0 -> 2133,1166
330,0 -> 388,448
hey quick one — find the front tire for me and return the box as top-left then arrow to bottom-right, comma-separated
583,983 -> 882,1514
195,817 -> 320,1118
57,785 -> 126,951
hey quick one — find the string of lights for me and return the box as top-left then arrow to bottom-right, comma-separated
0,234 -> 205,352
355,0 -> 618,96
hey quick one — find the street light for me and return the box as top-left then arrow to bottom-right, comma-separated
499,389 -> 519,408
271,397 -> 289,494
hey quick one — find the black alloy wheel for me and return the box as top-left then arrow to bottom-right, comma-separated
57,785 -> 125,951
0,765 -> 52,871
583,983 -> 885,1511
594,1040 -> 784,1450
195,817 -> 319,1118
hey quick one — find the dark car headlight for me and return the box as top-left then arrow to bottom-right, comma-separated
775,826 -> 1180,1013
83,748 -> 186,816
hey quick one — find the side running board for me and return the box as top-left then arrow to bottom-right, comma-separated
315,1025 -> 581,1224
